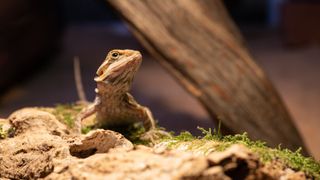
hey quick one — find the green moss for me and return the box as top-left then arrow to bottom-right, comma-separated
254,147 -> 320,179
81,126 -> 93,134
0,125 -> 14,139
0,125 -> 6,139
160,127 -> 320,179
107,122 -> 173,145
171,131 -> 196,141
52,103 -> 84,128
109,122 -> 150,145
126,123 -> 149,145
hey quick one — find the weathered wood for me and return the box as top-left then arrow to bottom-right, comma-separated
107,0 -> 308,154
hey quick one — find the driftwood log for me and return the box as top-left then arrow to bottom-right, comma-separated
106,0 -> 308,154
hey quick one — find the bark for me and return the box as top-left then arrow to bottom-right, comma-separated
106,0 -> 308,154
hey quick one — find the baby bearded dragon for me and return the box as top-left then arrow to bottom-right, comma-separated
77,49 -> 167,141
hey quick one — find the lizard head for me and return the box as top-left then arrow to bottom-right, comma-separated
94,49 -> 142,84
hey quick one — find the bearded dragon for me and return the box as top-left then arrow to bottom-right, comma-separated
76,49 -> 169,141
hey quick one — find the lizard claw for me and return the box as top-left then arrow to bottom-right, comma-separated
140,129 -> 172,144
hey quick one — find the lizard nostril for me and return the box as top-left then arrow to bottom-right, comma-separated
97,70 -> 103,76
96,67 -> 105,76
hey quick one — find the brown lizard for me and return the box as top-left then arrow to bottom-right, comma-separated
76,49 -> 169,141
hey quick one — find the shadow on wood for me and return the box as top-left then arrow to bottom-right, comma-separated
106,0 -> 309,155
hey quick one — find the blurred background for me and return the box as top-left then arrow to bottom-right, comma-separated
0,0 -> 319,159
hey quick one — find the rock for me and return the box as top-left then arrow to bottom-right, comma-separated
261,161 -> 308,180
69,129 -> 133,158
201,167 -> 231,180
0,126 -> 65,179
0,108 -> 134,179
207,144 -> 262,179
0,108 -> 311,179
47,149 -> 210,180
8,108 -> 69,136
207,144 -> 257,164
281,170 -> 306,180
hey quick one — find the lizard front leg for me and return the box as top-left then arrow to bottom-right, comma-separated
125,93 -> 171,142
140,106 -> 156,130
75,97 -> 100,133
124,93 -> 156,130
138,106 -> 172,143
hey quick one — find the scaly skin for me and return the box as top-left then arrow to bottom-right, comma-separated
77,49 -> 169,141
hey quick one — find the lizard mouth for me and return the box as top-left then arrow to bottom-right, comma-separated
94,53 -> 141,82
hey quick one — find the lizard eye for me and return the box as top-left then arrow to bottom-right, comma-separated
111,52 -> 119,59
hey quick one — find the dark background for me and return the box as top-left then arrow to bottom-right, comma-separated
0,0 -> 319,159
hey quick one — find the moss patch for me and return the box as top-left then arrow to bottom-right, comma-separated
0,125 -> 14,139
160,127 -> 320,179
0,125 -> 6,139
81,126 -> 93,134
50,103 -> 85,129
104,122 -> 150,145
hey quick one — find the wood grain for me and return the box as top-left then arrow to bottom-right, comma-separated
107,0 -> 308,154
